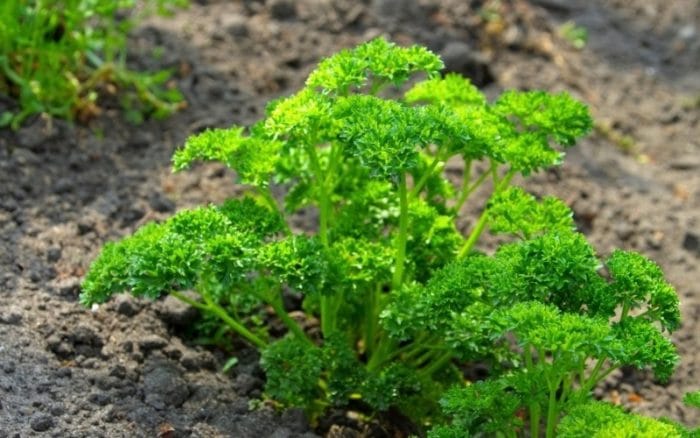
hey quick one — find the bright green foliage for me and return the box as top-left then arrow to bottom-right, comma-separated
81,38 -> 682,436
307,37 -> 443,94
686,391 -> 700,409
488,187 -> 574,239
173,127 -> 283,187
558,402 -> 688,437
0,0 -> 186,128
494,90 -> 593,147
606,250 -> 681,331
261,335 -> 324,407
428,379 -> 523,437
405,73 -> 486,106
334,95 -> 427,178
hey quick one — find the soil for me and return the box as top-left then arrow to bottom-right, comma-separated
1,0 -> 699,436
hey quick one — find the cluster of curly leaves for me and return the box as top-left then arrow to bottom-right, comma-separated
81,38 -> 697,437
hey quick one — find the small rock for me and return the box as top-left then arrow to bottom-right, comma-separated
109,365 -> 127,379
148,192 -> 175,213
269,0 -> 296,20
669,157 -> 700,170
16,117 -> 59,150
121,341 -> 134,353
233,373 -> 263,396
613,221 -> 634,241
440,41 -> 493,86
3,361 -> 15,374
0,311 -> 22,325
138,335 -> 169,353
180,352 -> 201,371
164,346 -> 183,360
50,404 -> 65,416
77,221 -> 95,235
682,232 -> 699,254
156,294 -> 199,328
88,392 -> 111,406
53,177 -> 74,194
46,246 -> 62,262
55,277 -> 80,299
143,358 -> 190,409
48,336 -> 74,359
121,207 -> 145,226
30,414 -> 55,432
114,295 -> 140,317
280,408 -> 309,433
128,131 -> 154,149
226,16 -> 249,38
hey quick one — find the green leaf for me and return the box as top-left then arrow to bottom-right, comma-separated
261,335 -> 324,407
172,127 -> 282,187
258,235 -> 330,296
488,187 -> 575,239
684,391 -> 700,409
610,318 -> 678,383
606,250 -> 680,332
306,37 -> 443,93
334,95 -> 427,178
405,73 -> 486,106
558,401 -> 686,437
264,88 -> 337,142
493,230 -> 613,316
434,378 -> 523,435
494,90 -> 592,147
80,205 -> 258,305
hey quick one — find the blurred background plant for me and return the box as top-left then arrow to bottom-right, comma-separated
0,0 -> 187,129
558,20 -> 588,50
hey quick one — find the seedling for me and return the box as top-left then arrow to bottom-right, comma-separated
0,0 -> 186,129
81,38 -> 687,436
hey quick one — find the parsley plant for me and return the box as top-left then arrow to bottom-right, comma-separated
81,38 -> 690,436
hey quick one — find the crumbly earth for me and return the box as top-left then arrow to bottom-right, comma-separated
0,0 -> 698,436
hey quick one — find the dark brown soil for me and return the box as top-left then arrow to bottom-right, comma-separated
0,1 -> 698,436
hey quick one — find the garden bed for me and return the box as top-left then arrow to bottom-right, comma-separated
0,0 -> 698,436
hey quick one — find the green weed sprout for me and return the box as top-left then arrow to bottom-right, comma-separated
0,0 -> 186,129
81,38 -> 682,435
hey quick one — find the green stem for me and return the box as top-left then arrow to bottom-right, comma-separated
545,378 -> 562,438
367,335 -> 395,372
455,160 -> 494,212
269,293 -> 314,346
620,302 -> 631,322
305,142 -> 336,336
392,173 -> 409,291
258,186 -> 291,235
457,170 -> 515,258
409,154 -> 443,198
171,290 -> 267,349
419,351 -> 453,377
525,347 -> 541,438
364,284 -> 379,357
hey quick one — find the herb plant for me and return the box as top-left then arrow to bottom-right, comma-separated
0,0 -> 186,129
81,38 -> 687,436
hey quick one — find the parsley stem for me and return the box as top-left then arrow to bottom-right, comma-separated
269,294 -> 314,346
306,142 -> 335,336
409,153 -> 443,198
525,346 -> 541,438
258,186 -> 291,235
419,350 -> 453,377
171,290 -> 267,349
392,173 -> 409,291
454,161 -> 491,213
545,377 -> 563,438
457,170 -> 515,258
